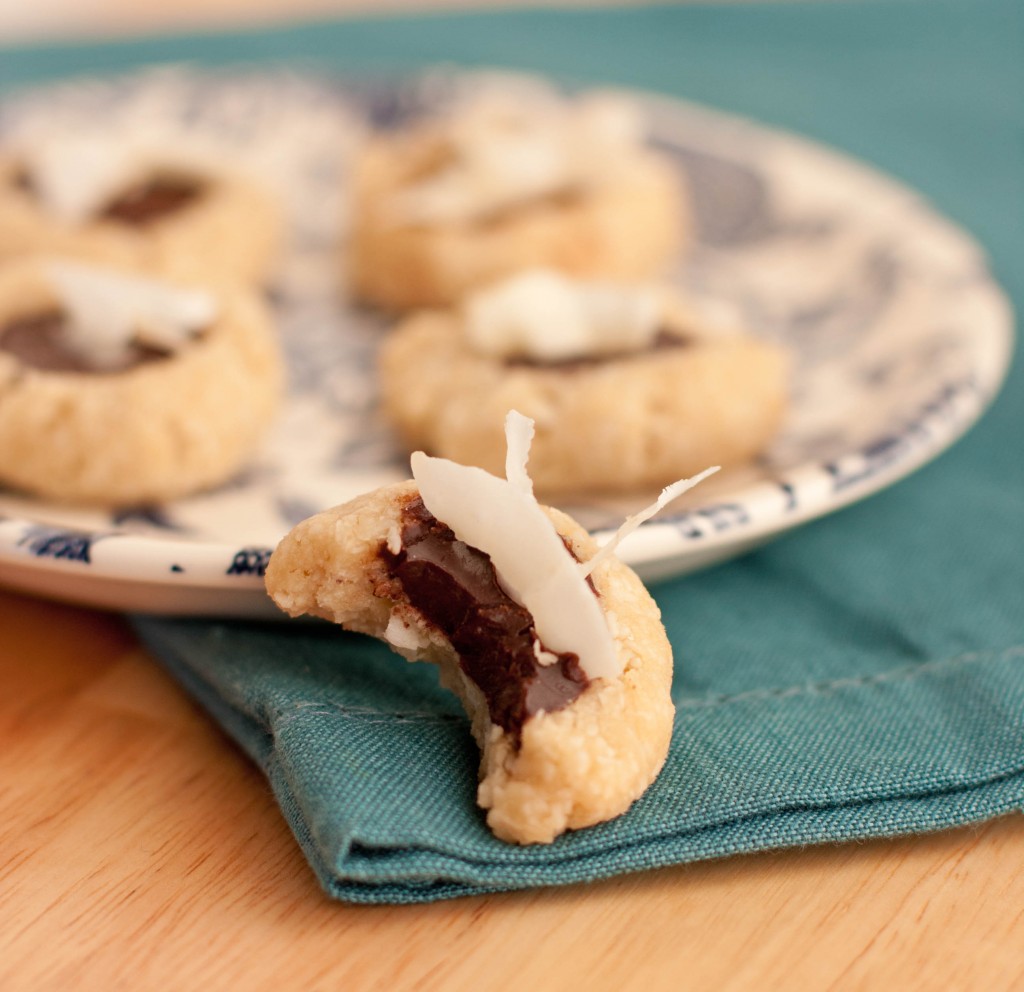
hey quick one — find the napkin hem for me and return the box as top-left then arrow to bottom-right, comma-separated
134,616 -> 1024,903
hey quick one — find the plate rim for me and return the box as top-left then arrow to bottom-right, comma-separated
0,73 -> 1015,616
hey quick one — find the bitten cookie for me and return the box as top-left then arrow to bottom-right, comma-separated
265,415 -> 682,844
380,270 -> 790,495
350,88 -> 686,310
0,258 -> 283,506
0,132 -> 282,288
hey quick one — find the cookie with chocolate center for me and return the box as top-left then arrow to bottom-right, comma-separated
265,419 -> 682,844
350,89 -> 687,310
0,143 -> 281,288
0,258 -> 283,506
380,272 -> 789,495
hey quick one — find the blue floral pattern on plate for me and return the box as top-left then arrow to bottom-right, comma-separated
0,68 -> 1013,616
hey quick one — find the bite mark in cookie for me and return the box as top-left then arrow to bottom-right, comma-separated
381,493 -> 589,745
265,412 -> 715,843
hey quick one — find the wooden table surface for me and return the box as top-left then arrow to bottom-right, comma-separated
1,3 -> 1022,988
1,586 -> 1022,991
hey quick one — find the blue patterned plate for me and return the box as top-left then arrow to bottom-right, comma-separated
0,68 -> 1013,616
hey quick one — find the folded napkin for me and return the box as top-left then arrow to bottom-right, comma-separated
133,426 -> 1024,903
15,0 -> 1021,902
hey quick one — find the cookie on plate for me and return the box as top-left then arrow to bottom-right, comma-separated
0,129 -> 282,288
0,258 -> 283,506
380,269 -> 789,495
265,413 -> 697,844
350,86 -> 686,310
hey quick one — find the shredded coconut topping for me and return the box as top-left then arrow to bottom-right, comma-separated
388,91 -> 648,226
465,269 -> 663,363
410,411 -> 716,681
45,260 -> 217,370
15,124 -> 221,224
580,467 -> 721,579
504,410 -> 535,495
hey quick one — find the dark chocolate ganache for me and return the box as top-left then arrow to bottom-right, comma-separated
99,176 -> 204,226
0,310 -> 182,374
505,328 -> 690,371
11,167 -> 32,193
11,168 -> 203,226
381,496 -> 590,743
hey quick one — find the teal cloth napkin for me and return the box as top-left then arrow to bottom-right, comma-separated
7,0 -> 1022,902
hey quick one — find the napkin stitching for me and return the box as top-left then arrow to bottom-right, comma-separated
275,701 -> 465,727
262,645 -> 1024,729
676,644 -> 1024,709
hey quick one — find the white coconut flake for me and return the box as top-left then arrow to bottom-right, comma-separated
504,410 -> 535,496
388,89 -> 647,226
580,467 -> 721,579
410,412 -> 719,682
45,260 -> 217,370
24,134 -> 145,225
465,269 -> 662,363
580,281 -> 662,353
16,124 -> 222,225
411,449 -> 621,681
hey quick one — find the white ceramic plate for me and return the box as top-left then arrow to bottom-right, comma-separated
0,68 -> 1013,617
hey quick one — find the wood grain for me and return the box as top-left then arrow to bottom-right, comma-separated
1,0 -> 1020,984
0,587 -> 1022,991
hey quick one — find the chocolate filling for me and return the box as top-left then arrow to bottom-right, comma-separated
10,167 -> 31,194
381,496 -> 590,743
504,328 -> 690,371
11,168 -> 203,226
0,310 -> 180,373
99,177 -> 204,226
